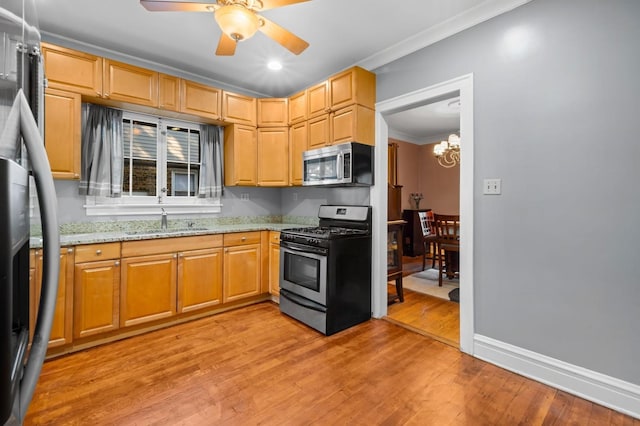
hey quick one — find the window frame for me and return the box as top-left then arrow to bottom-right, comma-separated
84,110 -> 221,216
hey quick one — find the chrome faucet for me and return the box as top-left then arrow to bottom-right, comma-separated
161,208 -> 168,231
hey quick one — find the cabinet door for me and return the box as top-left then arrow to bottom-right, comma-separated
288,90 -> 307,124
331,104 -> 375,146
222,91 -> 257,126
289,121 -> 307,186
257,127 -> 289,187
307,81 -> 329,118
34,248 -> 74,348
308,113 -> 330,149
74,260 -> 120,338
103,60 -> 158,107
159,73 -> 180,111
120,253 -> 177,327
180,80 -> 222,120
257,98 -> 288,127
177,248 -> 223,313
329,66 -> 376,111
223,244 -> 261,303
223,124 -> 257,186
269,235 -> 280,296
41,43 -> 103,97
44,88 -> 81,179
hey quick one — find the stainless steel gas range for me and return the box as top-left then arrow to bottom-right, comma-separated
279,205 -> 372,335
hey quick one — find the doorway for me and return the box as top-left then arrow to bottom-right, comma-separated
371,74 -> 475,355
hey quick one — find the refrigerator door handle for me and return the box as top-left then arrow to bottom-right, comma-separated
10,90 -> 60,422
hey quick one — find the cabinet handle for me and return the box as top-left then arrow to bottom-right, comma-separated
96,91 -> 101,97
96,249 -> 102,255
241,236 -> 246,241
173,254 -> 178,259
114,261 -> 120,266
178,253 -> 183,258
67,248 -> 74,253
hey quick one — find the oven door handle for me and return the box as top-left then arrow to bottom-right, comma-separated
280,289 -> 327,313
280,241 -> 328,256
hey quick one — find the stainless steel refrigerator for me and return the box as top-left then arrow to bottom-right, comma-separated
1,1 -> 60,424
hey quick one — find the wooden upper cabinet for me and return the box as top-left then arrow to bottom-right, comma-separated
307,113 -> 330,149
307,81 -> 329,118
224,124 -> 257,186
257,127 -> 289,187
44,88 -> 81,179
41,43 -> 103,97
329,66 -> 376,111
288,90 -> 307,124
257,98 -> 288,127
289,121 -> 307,186
180,80 -> 222,120
158,73 -> 180,112
103,59 -> 158,107
222,91 -> 256,126
331,104 -> 375,146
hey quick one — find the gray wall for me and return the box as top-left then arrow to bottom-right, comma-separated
375,0 -> 640,385
50,180 -> 370,225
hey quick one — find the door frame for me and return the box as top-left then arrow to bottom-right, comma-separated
371,73 -> 475,355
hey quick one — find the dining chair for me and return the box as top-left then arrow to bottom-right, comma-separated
418,211 -> 438,271
433,214 -> 460,287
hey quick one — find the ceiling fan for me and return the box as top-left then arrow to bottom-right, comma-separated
140,0 -> 310,56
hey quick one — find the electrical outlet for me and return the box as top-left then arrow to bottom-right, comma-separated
240,193 -> 250,200
483,178 -> 502,195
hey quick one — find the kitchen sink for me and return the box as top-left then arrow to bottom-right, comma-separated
125,227 -> 208,236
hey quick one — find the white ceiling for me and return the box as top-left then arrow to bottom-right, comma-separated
33,0 -> 528,140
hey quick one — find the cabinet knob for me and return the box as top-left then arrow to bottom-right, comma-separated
96,91 -> 101,97
114,261 -> 120,266
96,249 -> 102,255
178,253 -> 183,258
173,254 -> 178,259
241,236 -> 246,241
67,248 -> 74,253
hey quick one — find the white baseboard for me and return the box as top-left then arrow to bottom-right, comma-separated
474,334 -> 640,420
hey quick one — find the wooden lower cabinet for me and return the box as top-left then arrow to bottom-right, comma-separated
223,232 -> 261,303
32,247 -> 75,348
73,259 -> 120,339
269,232 -> 281,296
177,248 -> 223,313
120,253 -> 177,327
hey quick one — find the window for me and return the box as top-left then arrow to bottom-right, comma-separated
85,109 -> 221,215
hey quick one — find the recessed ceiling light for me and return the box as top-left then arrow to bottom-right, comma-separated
267,60 -> 282,71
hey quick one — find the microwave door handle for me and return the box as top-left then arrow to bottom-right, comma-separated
337,152 -> 343,180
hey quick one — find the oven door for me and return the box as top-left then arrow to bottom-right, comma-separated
279,241 -> 327,306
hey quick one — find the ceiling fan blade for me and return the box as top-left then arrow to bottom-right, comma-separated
259,16 -> 309,55
140,1 -> 219,12
216,33 -> 237,55
258,0 -> 310,12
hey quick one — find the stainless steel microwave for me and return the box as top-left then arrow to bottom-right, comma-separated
302,142 -> 374,187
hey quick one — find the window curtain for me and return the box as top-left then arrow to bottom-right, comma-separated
79,104 -> 123,197
198,124 -> 223,199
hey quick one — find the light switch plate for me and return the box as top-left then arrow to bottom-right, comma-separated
483,178 -> 502,195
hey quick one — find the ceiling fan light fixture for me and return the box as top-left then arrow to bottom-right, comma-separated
215,4 -> 260,41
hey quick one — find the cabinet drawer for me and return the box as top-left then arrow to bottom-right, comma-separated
223,231 -> 261,247
74,242 -> 121,263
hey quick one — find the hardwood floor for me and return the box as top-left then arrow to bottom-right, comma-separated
25,302 -> 637,425
386,256 -> 460,347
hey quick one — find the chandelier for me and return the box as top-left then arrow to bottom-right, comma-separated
433,133 -> 460,168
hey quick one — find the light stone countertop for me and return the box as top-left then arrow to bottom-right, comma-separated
29,223 -> 310,249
